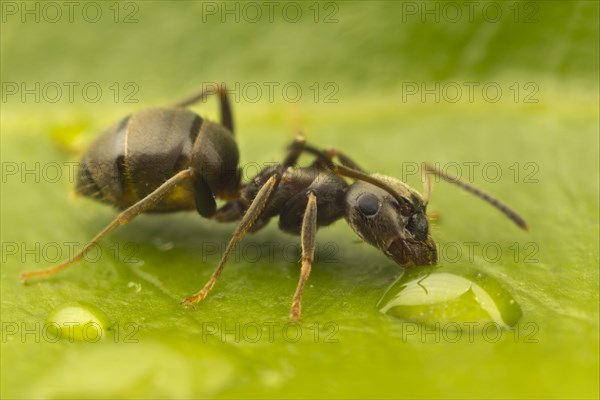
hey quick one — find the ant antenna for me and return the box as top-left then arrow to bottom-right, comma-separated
422,163 -> 528,230
421,164 -> 432,205
292,141 -> 526,229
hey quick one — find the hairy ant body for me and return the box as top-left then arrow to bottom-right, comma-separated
22,85 -> 527,320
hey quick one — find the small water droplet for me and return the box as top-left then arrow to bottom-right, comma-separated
153,238 -> 174,252
128,281 -> 142,293
377,265 -> 521,329
46,302 -> 110,342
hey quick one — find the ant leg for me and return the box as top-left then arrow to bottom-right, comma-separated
325,148 -> 365,172
290,192 -> 318,321
283,133 -> 307,167
422,163 -> 527,230
283,140 -> 332,169
172,83 -> 234,134
21,168 -> 195,282
182,172 -> 281,307
293,141 -> 366,172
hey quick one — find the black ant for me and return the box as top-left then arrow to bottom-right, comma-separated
22,85 -> 527,320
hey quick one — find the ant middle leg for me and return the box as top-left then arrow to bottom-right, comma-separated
182,171 -> 282,307
185,134 -> 317,306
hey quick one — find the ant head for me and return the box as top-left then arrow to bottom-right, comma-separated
345,174 -> 437,267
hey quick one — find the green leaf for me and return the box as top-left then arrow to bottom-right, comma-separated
1,1 -> 598,398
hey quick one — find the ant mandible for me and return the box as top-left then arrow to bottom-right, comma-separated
21,84 -> 527,321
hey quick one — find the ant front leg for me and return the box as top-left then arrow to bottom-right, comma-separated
172,83 -> 234,134
290,191 -> 318,321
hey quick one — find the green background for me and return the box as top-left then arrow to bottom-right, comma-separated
1,1 -> 598,398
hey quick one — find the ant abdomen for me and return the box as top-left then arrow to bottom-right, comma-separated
76,107 -> 239,214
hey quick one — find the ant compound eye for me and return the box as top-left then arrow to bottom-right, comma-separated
357,193 -> 380,216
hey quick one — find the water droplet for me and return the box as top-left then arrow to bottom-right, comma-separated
377,265 -> 522,329
128,281 -> 142,293
153,238 -> 174,251
46,302 -> 110,342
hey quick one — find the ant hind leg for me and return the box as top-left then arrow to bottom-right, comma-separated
21,168 -> 195,282
173,83 -> 234,134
